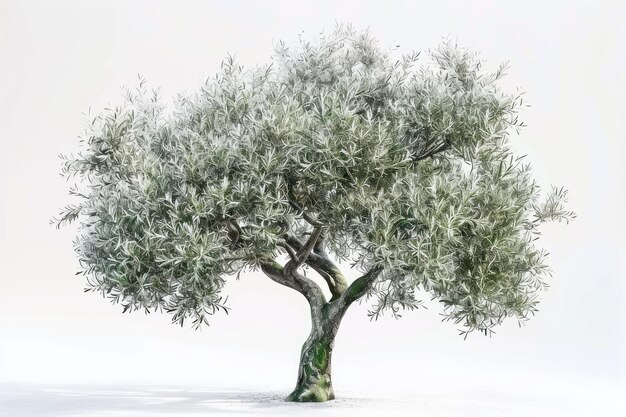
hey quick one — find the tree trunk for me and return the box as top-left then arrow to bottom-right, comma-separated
286,306 -> 341,402
259,255 -> 380,402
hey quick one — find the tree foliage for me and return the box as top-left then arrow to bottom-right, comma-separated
55,25 -> 573,335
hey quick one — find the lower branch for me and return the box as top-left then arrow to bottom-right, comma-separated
259,260 -> 326,308
260,260 -> 300,292
334,266 -> 383,313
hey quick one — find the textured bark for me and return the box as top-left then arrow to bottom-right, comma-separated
287,304 -> 342,402
260,245 -> 383,402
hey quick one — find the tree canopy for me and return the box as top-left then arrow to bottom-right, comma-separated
56,26 -> 573,337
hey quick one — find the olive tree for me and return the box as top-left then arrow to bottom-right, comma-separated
55,26 -> 573,402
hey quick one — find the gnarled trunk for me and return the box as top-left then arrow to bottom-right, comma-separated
286,306 -> 342,402
259,253 -> 381,403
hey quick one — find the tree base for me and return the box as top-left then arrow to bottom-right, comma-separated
286,376 -> 335,402
286,335 -> 336,402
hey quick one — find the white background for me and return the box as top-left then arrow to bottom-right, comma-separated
1,1 -> 625,416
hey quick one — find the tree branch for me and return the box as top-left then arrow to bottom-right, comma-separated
279,242 -> 298,262
313,230 -> 326,254
291,226 -> 323,269
260,260 -> 326,308
414,139 -> 449,162
260,260 -> 300,292
334,266 -> 383,312
284,234 -> 348,300
288,198 -> 323,227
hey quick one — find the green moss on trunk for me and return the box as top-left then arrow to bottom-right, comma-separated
286,336 -> 335,402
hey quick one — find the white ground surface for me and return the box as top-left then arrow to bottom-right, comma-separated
1,381 -> 624,417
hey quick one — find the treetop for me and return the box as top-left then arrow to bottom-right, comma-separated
56,25 -> 573,335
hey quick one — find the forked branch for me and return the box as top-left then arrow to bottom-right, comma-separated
284,234 -> 348,300
260,260 -> 326,308
286,226 -> 323,271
